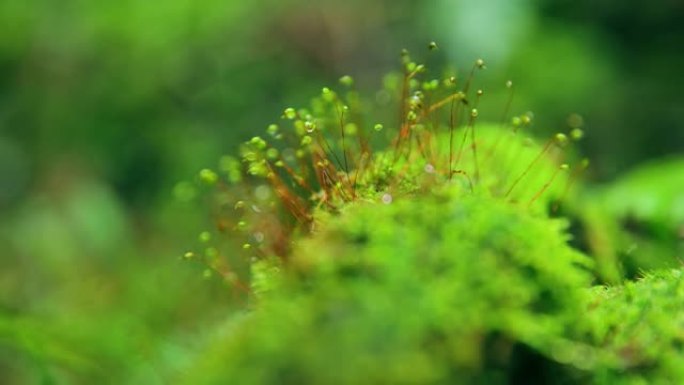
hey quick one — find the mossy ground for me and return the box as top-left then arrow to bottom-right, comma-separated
182,189 -> 592,384
183,54 -> 684,384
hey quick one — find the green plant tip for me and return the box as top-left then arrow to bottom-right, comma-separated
266,148 -> 279,160
199,168 -> 219,185
423,79 -> 439,91
304,121 -> 316,132
374,123 -> 384,131
199,231 -> 211,243
267,124 -> 279,136
322,87 -> 335,102
284,108 -> 297,120
428,41 -> 438,50
250,136 -> 267,150
571,128 -> 584,140
182,251 -> 194,260
555,133 -> 568,145
339,75 -> 354,87
300,135 -> 312,146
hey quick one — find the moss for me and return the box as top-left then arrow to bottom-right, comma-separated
181,48 -> 683,384
181,188 -> 595,384
583,269 -> 684,384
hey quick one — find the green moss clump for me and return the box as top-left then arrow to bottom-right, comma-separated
179,48 -> 684,384
181,188 -> 594,384
583,269 -> 684,384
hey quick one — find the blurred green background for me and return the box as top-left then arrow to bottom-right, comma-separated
0,0 -> 682,383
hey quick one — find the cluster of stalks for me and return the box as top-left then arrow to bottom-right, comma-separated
183,43 -> 587,294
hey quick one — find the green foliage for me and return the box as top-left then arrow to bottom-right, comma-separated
181,188 -> 594,384
0,2 -> 681,385
172,44 -> 684,383
584,269 -> 684,384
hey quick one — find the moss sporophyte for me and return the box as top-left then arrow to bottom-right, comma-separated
174,43 -> 684,384
181,45 -> 587,290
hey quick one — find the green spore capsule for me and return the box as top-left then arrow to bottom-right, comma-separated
555,133 -> 569,146
199,168 -> 219,185
199,231 -> 211,243
250,136 -> 267,150
266,148 -> 279,160
283,108 -> 297,120
571,128 -> 584,141
300,135 -> 313,146
339,75 -> 354,87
